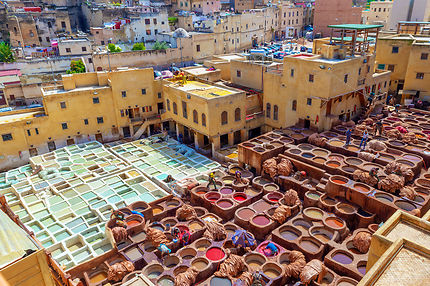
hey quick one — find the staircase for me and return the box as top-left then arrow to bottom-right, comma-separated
132,115 -> 161,140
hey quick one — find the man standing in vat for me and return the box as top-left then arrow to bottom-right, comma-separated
345,128 -> 352,146
359,130 -> 369,150
369,167 -> 380,182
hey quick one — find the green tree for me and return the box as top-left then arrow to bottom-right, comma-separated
153,41 -> 169,51
132,42 -> 146,51
107,43 -> 122,53
66,59 -> 86,74
0,42 -> 15,63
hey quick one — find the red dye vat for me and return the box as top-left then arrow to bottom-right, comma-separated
233,194 -> 247,201
217,200 -> 233,208
127,220 -> 141,227
332,179 -> 346,184
325,217 -> 344,229
252,215 -> 270,226
206,247 -> 225,261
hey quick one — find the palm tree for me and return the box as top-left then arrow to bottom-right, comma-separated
0,42 -> 15,63
153,41 -> 169,51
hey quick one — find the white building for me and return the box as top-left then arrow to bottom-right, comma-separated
388,0 -> 430,30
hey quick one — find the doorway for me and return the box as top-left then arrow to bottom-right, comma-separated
95,133 -> 103,142
29,148 -> 38,157
304,119 -> 310,129
47,141 -> 56,152
234,130 -> 241,145
248,127 -> 261,139
158,102 -> 164,114
66,138 -> 75,145
220,134 -> 229,148
123,127 -> 131,138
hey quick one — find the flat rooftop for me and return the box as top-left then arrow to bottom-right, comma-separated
328,24 -> 384,30
168,80 -> 238,98
182,66 -> 219,76
0,110 -> 45,125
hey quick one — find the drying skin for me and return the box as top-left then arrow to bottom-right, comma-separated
146,227 -> 170,247
353,232 -> 372,254
283,189 -> 300,207
234,271 -> 253,286
283,250 -> 306,279
385,128 -> 402,140
111,226 -> 128,243
403,132 -> 418,144
378,174 -> 405,193
353,169 -> 378,187
271,205 -> 292,224
353,124 -> 371,137
278,158 -> 293,177
384,161 -> 414,183
262,158 -> 278,180
107,261 -> 135,281
308,133 -> 327,147
399,186 -> 417,200
300,259 -> 327,285
358,151 -> 377,162
203,221 -> 227,241
214,254 -> 245,279
363,118 -> 374,126
366,140 -> 387,152
176,204 -> 197,221
174,266 -> 199,286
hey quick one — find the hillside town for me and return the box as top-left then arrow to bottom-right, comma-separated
1,0 -> 430,285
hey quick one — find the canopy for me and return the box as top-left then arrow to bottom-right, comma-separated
232,229 -> 256,248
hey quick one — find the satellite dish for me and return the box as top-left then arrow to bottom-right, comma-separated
319,65 -> 325,69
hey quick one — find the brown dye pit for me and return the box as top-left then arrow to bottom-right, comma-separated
395,200 -> 416,211
327,161 -> 340,168
375,193 -> 393,203
313,157 -> 326,164
346,145 -> 359,151
354,183 -> 370,193
338,203 -> 355,214
264,184 -> 279,192
325,217 -> 344,229
253,201 -> 272,212
304,208 -> 323,220
237,208 -> 255,220
313,149 -> 329,156
300,239 -> 320,253
346,158 -> 362,165
191,258 -> 209,270
293,219 -> 312,232
329,140 -> 344,147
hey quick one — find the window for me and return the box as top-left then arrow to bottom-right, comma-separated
122,91 -> 127,98
26,130 -> 31,136
307,98 -> 312,105
196,45 -> 200,52
235,108 -> 241,121
146,30 -> 151,35
290,69 -> 294,77
47,22 -> 52,28
154,29 -> 158,35
377,64 -> 385,70
221,111 -> 228,125
35,128 -> 39,135
344,74 -> 348,83
93,97 -> 99,104
202,113 -> 206,126
309,74 -> 314,82
61,123 -> 68,130
153,18 -> 157,24
173,102 -> 177,115
61,21 -> 66,28
167,99 -> 170,111
141,89 -> 146,95
182,101 -> 187,118
193,110 -> 198,123
273,105 -> 278,121
88,58 -> 92,64
60,102 -> 66,109
358,68 -> 361,75
416,73 -> 424,79
2,133 -> 12,141
421,53 -> 428,60
145,19 -> 150,25
367,65 -> 370,72
392,46 -> 399,54
387,65 -> 395,72
384,81 -> 387,88
292,100 -> 297,111
65,47 -> 71,53
158,92 -> 161,99
97,117 -> 104,124
237,70 -> 241,77
82,46 -> 87,52
84,119 -> 89,125
266,103 -> 271,118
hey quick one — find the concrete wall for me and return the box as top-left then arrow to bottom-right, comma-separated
388,0 -> 430,31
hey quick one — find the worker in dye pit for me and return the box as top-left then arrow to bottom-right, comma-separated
264,242 -> 279,256
110,210 -> 127,228
359,130 -> 369,150
369,167 -> 380,182
345,128 -> 352,146
374,120 -> 383,136
395,104 -> 400,113
208,172 -> 218,190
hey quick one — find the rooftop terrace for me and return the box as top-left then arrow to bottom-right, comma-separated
166,79 -> 239,98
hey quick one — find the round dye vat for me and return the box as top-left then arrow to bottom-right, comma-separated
323,197 -> 337,205
237,208 -> 255,220
158,276 -> 174,286
280,228 -> 300,240
89,272 -> 107,284
267,192 -> 282,202
293,219 -> 312,231
375,193 -> 393,203
313,149 -> 329,156
233,193 -> 247,202
346,158 -> 362,165
264,184 -> 279,192
338,203 -> 355,214
264,269 -> 281,278
329,140 -> 344,147
403,154 -> 421,162
220,188 -> 233,195
395,200 -> 416,211
191,258 -> 209,270
357,265 -> 366,275
189,221 -> 203,231
206,192 -> 221,202
152,206 -> 163,214
327,161 -> 340,168
346,145 -> 359,151
325,217 -> 344,229
337,279 -> 357,286
245,188 -> 259,196
210,277 -> 232,286
304,208 -> 323,220
252,215 -> 270,226
253,201 -> 272,212
206,247 -> 225,261
354,184 -> 370,193
357,208 -> 372,217
126,220 -> 141,227
147,270 -> 161,279
306,192 -> 320,200
217,200 -> 233,209
313,157 -> 326,164
302,152 -> 314,158
342,166 -> 356,173
332,252 -> 353,264
417,179 -> 430,188
300,239 -> 320,253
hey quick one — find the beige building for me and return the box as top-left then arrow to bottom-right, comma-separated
278,3 -> 304,38
234,0 -> 255,13
376,34 -> 430,102
362,0 -> 393,30
58,38 -> 92,56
